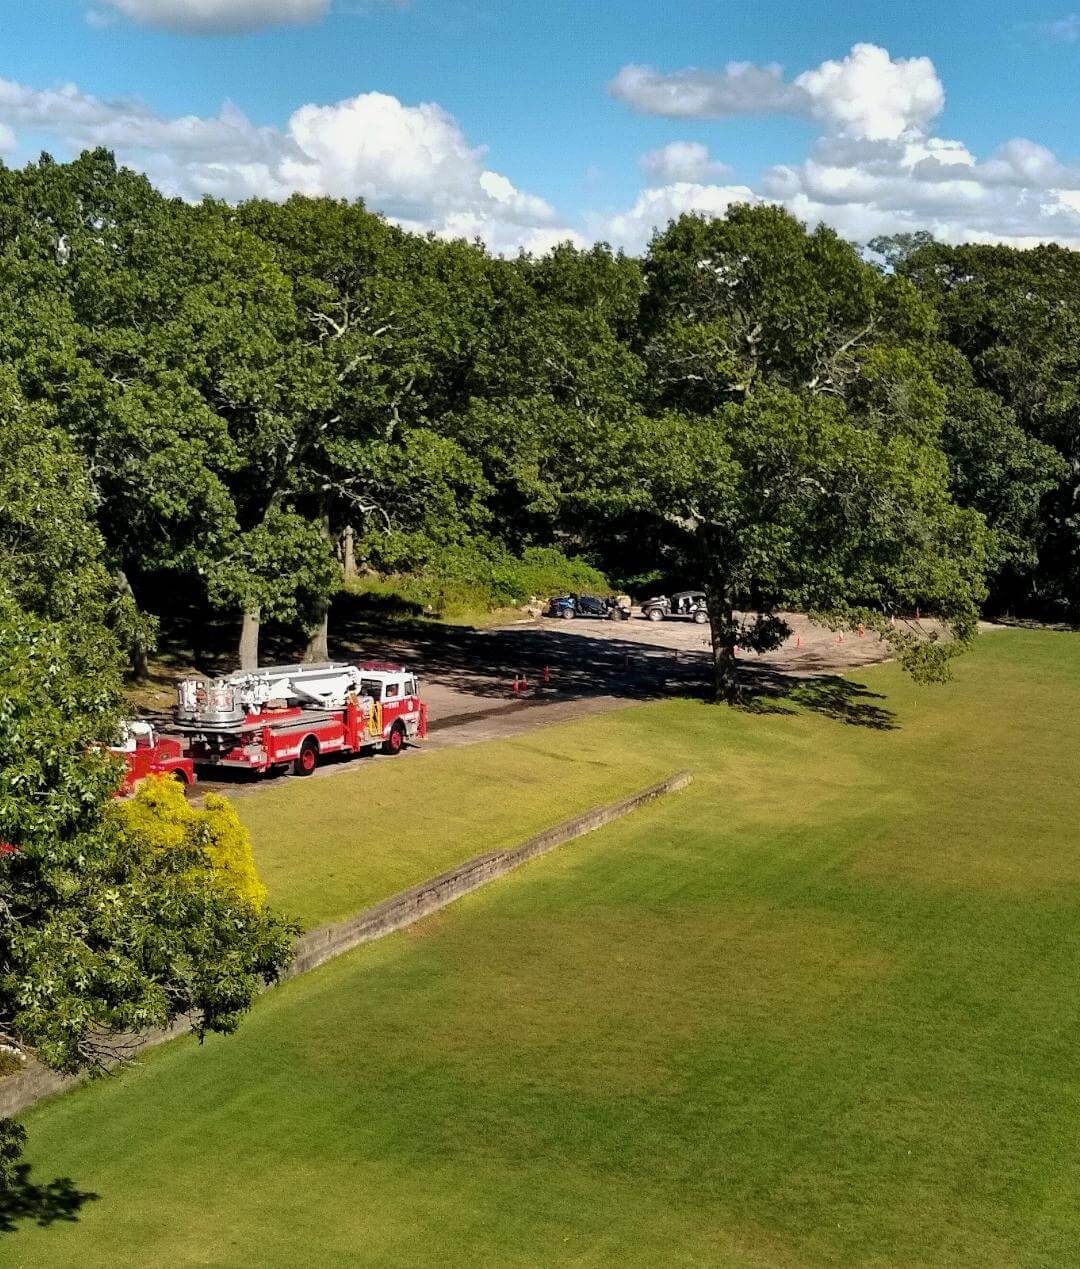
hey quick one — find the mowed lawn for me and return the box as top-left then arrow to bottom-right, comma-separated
11,629 -> 1080,1267
238,715 -> 669,928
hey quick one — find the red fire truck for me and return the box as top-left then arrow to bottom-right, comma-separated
171,660 -> 428,777
111,720 -> 196,795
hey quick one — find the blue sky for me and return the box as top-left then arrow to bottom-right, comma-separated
4,0 -> 1080,252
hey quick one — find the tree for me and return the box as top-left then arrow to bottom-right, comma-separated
205,510 -> 337,670
894,239 -> 1080,614
634,208 -> 991,701
630,387 -> 990,700
0,384 -> 294,1187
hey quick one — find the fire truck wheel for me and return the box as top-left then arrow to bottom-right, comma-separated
293,739 -> 320,776
384,723 -> 406,755
646,607 -> 664,622
693,609 -> 708,624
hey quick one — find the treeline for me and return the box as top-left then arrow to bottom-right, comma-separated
0,150 -> 1076,698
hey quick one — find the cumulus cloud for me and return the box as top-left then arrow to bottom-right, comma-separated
0,77 -> 576,253
591,181 -> 759,254
97,0 -> 329,33
610,44 -> 943,142
793,43 -> 943,141
605,42 -> 1080,251
640,141 -> 730,184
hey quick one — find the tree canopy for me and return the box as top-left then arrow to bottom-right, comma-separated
0,149 -> 1073,678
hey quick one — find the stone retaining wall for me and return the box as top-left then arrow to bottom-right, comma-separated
0,769 -> 691,1119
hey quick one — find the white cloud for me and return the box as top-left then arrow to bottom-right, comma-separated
605,42 -> 1080,251
98,0 -> 329,33
6,40 -> 1080,259
609,61 -> 806,119
794,43 -> 944,141
611,43 -> 943,142
640,141 -> 730,184
0,78 -> 575,254
591,181 -> 759,254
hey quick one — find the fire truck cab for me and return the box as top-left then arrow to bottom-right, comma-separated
112,720 -> 195,795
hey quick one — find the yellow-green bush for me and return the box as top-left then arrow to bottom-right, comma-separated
113,775 -> 267,908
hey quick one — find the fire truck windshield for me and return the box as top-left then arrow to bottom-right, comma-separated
359,679 -> 382,700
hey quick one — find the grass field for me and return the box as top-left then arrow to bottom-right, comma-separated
10,629 -> 1080,1267
238,717 -> 669,929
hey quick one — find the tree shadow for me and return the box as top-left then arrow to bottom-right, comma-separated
0,1165 -> 98,1234
740,665 -> 898,730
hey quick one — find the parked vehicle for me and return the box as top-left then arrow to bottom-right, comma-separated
171,660 -> 427,777
609,593 -> 633,621
111,720 -> 195,795
641,591 -> 710,624
546,593 -> 613,620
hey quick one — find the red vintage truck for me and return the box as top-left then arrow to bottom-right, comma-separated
170,660 -> 428,777
111,720 -> 196,795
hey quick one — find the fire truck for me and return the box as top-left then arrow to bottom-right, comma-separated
171,660 -> 428,777
111,720 -> 196,795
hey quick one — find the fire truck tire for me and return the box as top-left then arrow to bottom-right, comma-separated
384,722 -> 406,755
560,607 -> 574,620
693,609 -> 708,624
293,738 -> 320,776
646,607 -> 664,622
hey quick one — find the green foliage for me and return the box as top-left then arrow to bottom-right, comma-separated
206,510 -> 337,625
635,207 -> 990,697
0,382 -> 295,1186
347,543 -> 610,618
112,776 -> 269,909
894,239 -> 1080,612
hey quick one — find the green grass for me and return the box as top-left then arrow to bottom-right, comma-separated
12,629 -> 1080,1267
239,722 -> 668,929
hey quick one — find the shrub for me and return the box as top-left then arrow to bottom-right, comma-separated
345,541 -> 611,619
112,776 -> 268,908
347,538 -> 611,616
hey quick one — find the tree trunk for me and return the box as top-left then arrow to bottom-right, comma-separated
341,524 -> 356,579
239,606 -> 261,671
704,583 -> 741,704
304,511 -> 336,662
115,568 -> 150,681
303,604 -> 329,663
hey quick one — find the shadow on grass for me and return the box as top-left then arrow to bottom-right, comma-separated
0,1165 -> 98,1234
739,666 -> 898,731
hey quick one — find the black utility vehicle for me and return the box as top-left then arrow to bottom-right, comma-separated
641,591 -> 709,624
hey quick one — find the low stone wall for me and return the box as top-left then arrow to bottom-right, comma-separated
0,769 -> 691,1119
288,768 -> 692,977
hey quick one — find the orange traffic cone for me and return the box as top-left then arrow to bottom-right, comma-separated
795,635 -> 802,649
512,676 -> 520,696
543,666 -> 550,684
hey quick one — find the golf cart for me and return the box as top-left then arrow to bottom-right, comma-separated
641,590 -> 709,624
